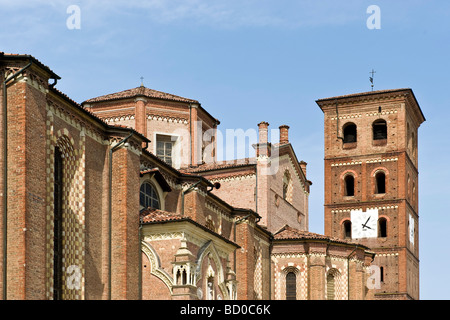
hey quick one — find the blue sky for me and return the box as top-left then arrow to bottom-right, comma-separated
1,0 -> 449,300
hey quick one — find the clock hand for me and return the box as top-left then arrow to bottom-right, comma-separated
362,217 -> 371,229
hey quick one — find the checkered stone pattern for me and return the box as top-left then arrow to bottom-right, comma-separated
253,244 -> 263,299
298,261 -> 308,300
45,111 -> 55,299
272,263 -> 281,300
272,255 -> 308,300
336,270 -> 347,300
280,265 -> 299,300
326,266 -> 347,300
45,119 -> 86,300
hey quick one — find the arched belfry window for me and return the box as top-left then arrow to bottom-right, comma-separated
343,123 -> 357,143
140,182 -> 160,209
343,220 -> 352,238
375,171 -> 386,194
373,119 -> 387,140
344,174 -> 355,196
378,218 -> 387,238
286,272 -> 296,300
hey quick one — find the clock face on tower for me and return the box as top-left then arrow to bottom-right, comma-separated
409,213 -> 415,247
351,209 -> 378,239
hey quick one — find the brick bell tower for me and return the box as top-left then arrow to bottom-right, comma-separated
316,89 -> 425,300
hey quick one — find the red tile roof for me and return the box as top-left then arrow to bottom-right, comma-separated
273,225 -> 363,247
181,158 -> 256,173
1,52 -> 60,79
316,88 -> 425,126
140,208 -> 240,248
83,86 -> 199,104
140,208 -> 185,223
315,88 -> 412,102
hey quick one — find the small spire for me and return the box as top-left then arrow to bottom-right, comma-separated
140,76 -> 144,87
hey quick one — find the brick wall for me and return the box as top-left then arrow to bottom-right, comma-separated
84,135 -> 108,299
5,79 -> 29,299
111,145 -> 141,299
207,172 -> 256,211
318,90 -> 424,300
267,154 -> 308,232
272,241 -> 372,300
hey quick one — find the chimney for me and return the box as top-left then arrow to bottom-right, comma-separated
255,122 -> 271,157
299,161 -> 307,177
279,125 -> 289,144
258,121 -> 269,144
135,97 -> 147,136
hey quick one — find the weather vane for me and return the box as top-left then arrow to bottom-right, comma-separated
369,69 -> 376,91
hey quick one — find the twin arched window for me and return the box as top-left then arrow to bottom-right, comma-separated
342,119 -> 387,144
342,170 -> 386,197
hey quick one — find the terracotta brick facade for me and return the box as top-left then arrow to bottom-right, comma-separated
0,52 -> 423,300
316,89 -> 425,300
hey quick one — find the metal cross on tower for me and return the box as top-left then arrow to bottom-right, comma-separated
369,69 -> 376,91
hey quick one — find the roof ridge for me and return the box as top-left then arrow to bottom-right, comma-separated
82,85 -> 199,104
316,88 -> 412,102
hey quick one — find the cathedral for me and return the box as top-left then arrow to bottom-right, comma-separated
0,52 -> 424,300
